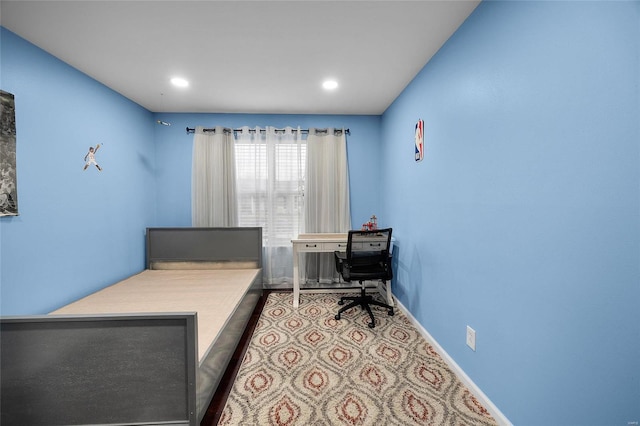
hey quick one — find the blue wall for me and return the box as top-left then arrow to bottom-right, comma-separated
381,1 -> 639,424
152,113 -> 382,228
0,28 -> 157,314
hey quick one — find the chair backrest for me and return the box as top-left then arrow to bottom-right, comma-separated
344,228 -> 393,280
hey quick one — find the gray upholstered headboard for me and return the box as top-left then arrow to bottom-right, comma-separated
146,227 -> 263,269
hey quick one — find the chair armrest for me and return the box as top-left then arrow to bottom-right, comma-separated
334,251 -> 351,280
334,251 -> 346,273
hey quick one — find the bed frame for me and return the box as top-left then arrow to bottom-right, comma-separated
1,227 -> 263,426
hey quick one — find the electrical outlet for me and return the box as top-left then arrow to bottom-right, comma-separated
466,326 -> 476,351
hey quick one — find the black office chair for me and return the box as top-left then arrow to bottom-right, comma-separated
334,228 -> 394,328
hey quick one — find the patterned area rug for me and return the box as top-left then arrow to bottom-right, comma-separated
218,292 -> 497,426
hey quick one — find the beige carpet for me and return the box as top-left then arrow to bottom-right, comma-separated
218,292 -> 498,426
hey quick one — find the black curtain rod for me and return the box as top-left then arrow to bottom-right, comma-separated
186,127 -> 350,135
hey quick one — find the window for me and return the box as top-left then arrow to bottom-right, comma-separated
235,140 -> 306,248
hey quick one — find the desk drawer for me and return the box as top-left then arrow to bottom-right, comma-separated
323,242 -> 349,251
296,242 -> 350,252
321,242 -> 371,251
296,242 -> 323,252
360,241 -> 384,251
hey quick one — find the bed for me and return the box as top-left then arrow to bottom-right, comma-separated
0,227 -> 263,426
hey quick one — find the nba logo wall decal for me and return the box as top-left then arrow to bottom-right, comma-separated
414,119 -> 424,162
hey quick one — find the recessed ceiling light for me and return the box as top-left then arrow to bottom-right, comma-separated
171,77 -> 189,88
322,80 -> 338,90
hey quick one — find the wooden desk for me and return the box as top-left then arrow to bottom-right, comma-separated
291,233 -> 393,308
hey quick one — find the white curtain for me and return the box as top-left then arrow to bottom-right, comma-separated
304,128 -> 351,283
235,126 -> 305,285
191,126 -> 238,227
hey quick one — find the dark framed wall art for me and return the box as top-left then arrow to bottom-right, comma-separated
0,90 -> 18,216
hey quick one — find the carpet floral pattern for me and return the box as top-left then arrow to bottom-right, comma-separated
218,292 -> 497,426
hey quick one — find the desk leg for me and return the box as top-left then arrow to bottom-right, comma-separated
377,280 -> 394,306
292,247 -> 300,308
385,280 -> 394,306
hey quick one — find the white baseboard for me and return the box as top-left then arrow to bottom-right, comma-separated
394,297 -> 512,426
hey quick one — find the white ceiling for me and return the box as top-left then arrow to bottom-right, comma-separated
1,0 -> 480,115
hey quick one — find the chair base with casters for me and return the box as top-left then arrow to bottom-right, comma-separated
335,282 -> 394,328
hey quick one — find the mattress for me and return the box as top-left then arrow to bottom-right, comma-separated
51,269 -> 261,362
